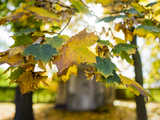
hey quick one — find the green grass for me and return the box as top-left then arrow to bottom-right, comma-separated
0,87 -> 15,102
0,87 -> 56,103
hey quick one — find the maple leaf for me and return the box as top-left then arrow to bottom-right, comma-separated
112,43 -> 136,55
0,46 -> 25,66
24,44 -> 58,62
12,34 -> 33,47
69,0 -> 89,13
9,67 -> 24,81
95,56 -> 116,78
45,36 -> 65,49
8,46 -> 25,57
0,53 -> 24,66
120,75 -> 150,101
26,6 -> 60,23
16,71 -> 47,94
53,29 -> 98,75
86,0 -> 114,6
104,70 -> 121,84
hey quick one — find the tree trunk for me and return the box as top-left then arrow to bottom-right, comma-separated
132,35 -> 148,120
55,64 -> 115,111
54,81 -> 67,109
14,87 -> 34,120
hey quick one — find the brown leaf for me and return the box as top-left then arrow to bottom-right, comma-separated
0,54 -> 24,66
53,29 -> 98,75
17,71 -> 47,94
8,46 -> 25,57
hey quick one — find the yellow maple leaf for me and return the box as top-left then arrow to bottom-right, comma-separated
113,36 -> 126,44
124,30 -> 133,42
120,75 -> 149,101
133,28 -> 148,37
8,46 -> 25,57
26,6 -> 60,24
53,29 -> 98,75
86,0 -> 113,6
16,71 -> 34,94
61,65 -> 78,82
0,46 -> 25,66
17,71 -> 47,94
0,54 -> 24,66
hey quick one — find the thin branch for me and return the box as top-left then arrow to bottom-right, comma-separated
58,17 -> 72,34
55,2 -> 72,9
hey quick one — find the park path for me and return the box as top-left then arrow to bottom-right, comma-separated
0,100 -> 160,120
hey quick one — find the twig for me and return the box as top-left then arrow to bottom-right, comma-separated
56,2 -> 72,9
58,17 -> 72,34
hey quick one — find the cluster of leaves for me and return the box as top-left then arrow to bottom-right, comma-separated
0,0 -> 150,99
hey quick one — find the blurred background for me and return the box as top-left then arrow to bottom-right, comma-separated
0,0 -> 160,120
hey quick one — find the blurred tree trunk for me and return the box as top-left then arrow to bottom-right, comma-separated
55,64 -> 115,111
55,81 -> 67,109
132,35 -> 148,120
14,86 -> 34,120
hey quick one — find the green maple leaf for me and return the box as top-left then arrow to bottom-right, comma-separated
136,25 -> 160,33
98,15 -> 126,23
69,0 -> 89,13
97,39 -> 110,46
46,36 -> 65,49
112,44 -> 135,64
104,70 -> 121,84
9,67 -> 24,81
12,34 -> 33,47
14,28 -> 36,36
95,56 -> 116,77
24,44 -> 58,62
112,43 -> 136,55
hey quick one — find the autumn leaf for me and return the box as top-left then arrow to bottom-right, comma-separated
134,25 -> 160,38
0,4 -> 28,25
131,2 -> 145,14
112,43 -> 135,64
12,34 -> 33,47
86,0 -> 113,6
53,29 -> 98,75
69,0 -> 89,13
61,65 -> 78,82
124,29 -> 133,42
37,61 -> 46,71
0,54 -> 24,66
120,75 -> 149,101
95,56 -> 116,78
0,17 -> 7,25
136,25 -> 160,33
104,70 -> 121,84
9,67 -> 24,81
16,71 -> 47,94
99,15 -> 126,23
8,46 -> 25,57
113,36 -> 126,44
145,1 -> 157,7
45,36 -> 65,49
97,39 -> 113,47
26,6 -> 60,23
112,43 -> 136,55
24,44 -> 58,62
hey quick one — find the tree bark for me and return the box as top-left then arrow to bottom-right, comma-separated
132,35 -> 148,120
14,86 -> 34,120
55,64 -> 115,111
